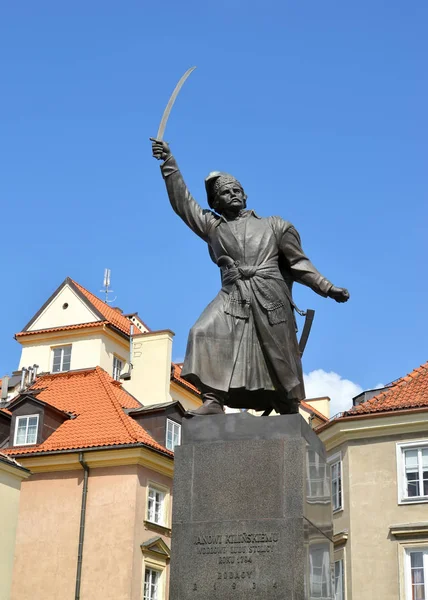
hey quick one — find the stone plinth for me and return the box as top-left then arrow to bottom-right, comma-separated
169,413 -> 333,599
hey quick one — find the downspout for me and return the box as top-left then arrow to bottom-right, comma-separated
75,452 -> 89,600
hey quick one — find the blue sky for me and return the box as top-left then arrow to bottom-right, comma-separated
1,1 -> 427,412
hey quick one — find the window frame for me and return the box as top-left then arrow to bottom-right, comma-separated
13,414 -> 39,446
51,344 -> 72,373
397,441 -> 428,505
146,483 -> 168,527
166,418 -> 181,451
112,355 -> 124,381
404,547 -> 428,600
306,448 -> 330,503
334,558 -> 345,600
143,566 -> 162,600
328,451 -> 343,513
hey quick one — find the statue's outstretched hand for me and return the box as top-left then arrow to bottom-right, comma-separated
150,138 -> 171,161
328,286 -> 350,303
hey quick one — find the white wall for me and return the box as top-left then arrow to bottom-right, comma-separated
27,284 -> 99,331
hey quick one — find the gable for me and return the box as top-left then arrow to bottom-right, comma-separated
27,283 -> 101,332
140,536 -> 170,558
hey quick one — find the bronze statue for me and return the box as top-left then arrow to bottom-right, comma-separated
151,139 -> 349,416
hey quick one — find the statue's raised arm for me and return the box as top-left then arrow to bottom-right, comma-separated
151,138 -> 216,241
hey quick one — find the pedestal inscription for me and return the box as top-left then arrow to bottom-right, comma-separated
169,413 -> 333,599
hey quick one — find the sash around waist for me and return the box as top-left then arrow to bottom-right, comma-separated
219,259 -> 288,324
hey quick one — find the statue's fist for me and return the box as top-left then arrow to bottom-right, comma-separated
328,286 -> 350,303
150,138 -> 171,161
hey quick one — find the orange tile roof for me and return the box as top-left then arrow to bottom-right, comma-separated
344,361 -> 428,416
16,321 -> 109,338
71,279 -> 135,335
3,367 -> 172,457
300,401 -> 328,422
171,363 -> 200,395
0,407 -> 11,416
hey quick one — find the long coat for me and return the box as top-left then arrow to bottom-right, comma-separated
161,156 -> 333,410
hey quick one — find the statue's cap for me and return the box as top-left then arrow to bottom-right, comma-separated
205,171 -> 243,210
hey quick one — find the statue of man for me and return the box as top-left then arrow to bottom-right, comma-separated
151,139 -> 349,416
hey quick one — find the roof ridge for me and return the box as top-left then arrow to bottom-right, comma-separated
94,367 -> 152,444
70,279 -> 133,335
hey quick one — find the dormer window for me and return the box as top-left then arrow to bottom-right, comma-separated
113,356 -> 124,381
14,414 -> 39,446
166,419 -> 181,451
52,345 -> 72,373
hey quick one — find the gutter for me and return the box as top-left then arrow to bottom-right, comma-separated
75,452 -> 89,600
8,441 -> 174,459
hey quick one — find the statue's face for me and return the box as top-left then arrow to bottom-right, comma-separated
215,182 -> 246,213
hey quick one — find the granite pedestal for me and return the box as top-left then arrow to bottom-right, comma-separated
169,413 -> 333,599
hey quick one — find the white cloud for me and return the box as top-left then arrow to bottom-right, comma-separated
304,369 -> 363,417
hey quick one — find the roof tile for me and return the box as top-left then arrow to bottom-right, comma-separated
71,280 -> 135,335
3,367 -> 172,457
344,361 -> 428,416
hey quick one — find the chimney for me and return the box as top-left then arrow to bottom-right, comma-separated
20,368 -> 28,392
1,375 -> 9,401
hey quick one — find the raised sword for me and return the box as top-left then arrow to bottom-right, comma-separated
153,66 -> 196,141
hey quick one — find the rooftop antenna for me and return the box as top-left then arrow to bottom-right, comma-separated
100,268 -> 116,304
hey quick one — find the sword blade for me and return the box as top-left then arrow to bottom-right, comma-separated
156,66 -> 196,140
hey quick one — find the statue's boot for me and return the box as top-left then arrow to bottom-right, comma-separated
185,386 -> 226,418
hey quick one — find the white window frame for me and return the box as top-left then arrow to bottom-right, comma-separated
334,558 -> 345,600
397,441 -> 428,505
166,418 -> 181,451
146,484 -> 167,526
51,345 -> 72,373
112,356 -> 124,381
143,567 -> 162,600
404,547 -> 428,600
306,449 -> 330,502
309,543 -> 332,599
13,414 -> 39,446
328,451 -> 343,512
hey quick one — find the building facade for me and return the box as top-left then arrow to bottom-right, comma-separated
317,361 -> 428,600
1,275 -> 331,600
0,452 -> 30,600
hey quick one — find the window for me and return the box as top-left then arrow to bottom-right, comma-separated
334,559 -> 345,600
166,419 -> 181,451
14,415 -> 39,446
147,486 -> 165,525
397,442 -> 428,503
406,549 -> 428,600
331,460 -> 342,511
306,449 -> 329,501
143,568 -> 160,600
309,544 -> 331,599
112,356 -> 123,381
52,345 -> 72,372
327,452 -> 343,512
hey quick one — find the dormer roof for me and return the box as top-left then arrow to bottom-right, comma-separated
2,367 -> 172,458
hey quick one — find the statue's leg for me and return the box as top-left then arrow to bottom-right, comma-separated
185,385 -> 228,417
271,391 -> 300,415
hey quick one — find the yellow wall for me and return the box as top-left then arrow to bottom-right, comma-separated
346,433 -> 428,600
123,332 -> 174,406
19,331 -> 129,380
320,416 -> 428,600
11,457 -> 173,600
0,463 -> 29,600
